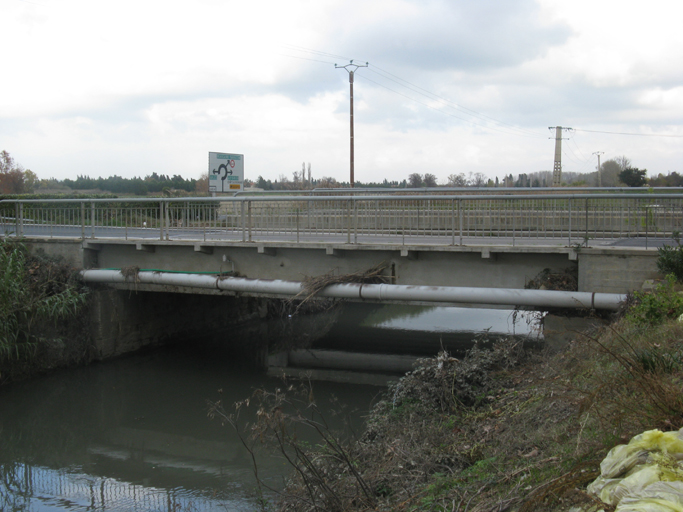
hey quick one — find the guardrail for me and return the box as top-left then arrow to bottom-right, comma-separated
1,194 -> 682,247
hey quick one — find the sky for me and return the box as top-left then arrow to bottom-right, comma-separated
2,0 -> 683,185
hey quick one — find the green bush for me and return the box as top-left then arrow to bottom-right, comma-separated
0,241 -> 87,364
626,274 -> 683,326
656,241 -> 683,282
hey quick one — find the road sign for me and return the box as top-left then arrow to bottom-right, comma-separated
208,152 -> 244,192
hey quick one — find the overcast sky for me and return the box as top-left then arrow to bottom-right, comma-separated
2,0 -> 682,185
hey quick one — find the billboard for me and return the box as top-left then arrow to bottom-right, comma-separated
208,152 -> 244,192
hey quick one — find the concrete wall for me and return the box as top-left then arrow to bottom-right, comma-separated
82,240 -> 577,290
22,238 -> 659,295
88,288 -> 269,360
578,249 -> 659,293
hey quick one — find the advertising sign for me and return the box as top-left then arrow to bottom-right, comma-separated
208,152 -> 244,192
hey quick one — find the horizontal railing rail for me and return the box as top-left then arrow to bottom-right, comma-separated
2,194 -> 682,247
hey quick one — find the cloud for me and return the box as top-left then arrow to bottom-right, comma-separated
340,0 -> 572,71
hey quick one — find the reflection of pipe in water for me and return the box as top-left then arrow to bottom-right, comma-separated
100,426 -> 242,463
81,270 -> 625,310
87,445 -> 242,478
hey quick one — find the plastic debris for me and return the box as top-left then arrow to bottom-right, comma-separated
587,428 -> 683,511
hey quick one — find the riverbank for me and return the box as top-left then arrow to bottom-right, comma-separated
240,284 -> 683,511
0,240 -> 92,384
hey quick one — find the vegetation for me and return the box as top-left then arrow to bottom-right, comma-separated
618,167 -> 648,187
0,240 -> 88,380
656,239 -> 683,282
215,261 -> 683,511
0,150 -> 37,194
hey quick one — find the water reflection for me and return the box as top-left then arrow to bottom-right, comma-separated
0,342 -> 378,511
316,304 -> 541,356
362,305 -> 537,334
0,302 -> 540,511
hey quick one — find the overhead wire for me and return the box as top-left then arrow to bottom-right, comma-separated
367,65 -> 545,138
355,74 -> 542,138
278,54 -> 336,65
573,128 -> 683,138
279,43 -> 545,139
279,43 -> 683,147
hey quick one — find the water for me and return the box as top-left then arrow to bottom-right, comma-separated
316,303 -> 540,355
0,304 -> 539,511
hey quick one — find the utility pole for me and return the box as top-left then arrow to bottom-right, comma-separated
336,60 -> 368,188
593,151 -> 604,187
548,126 -> 572,186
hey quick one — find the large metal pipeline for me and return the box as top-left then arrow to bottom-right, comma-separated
81,269 -> 626,311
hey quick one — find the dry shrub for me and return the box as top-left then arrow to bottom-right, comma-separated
209,381 -> 376,512
384,338 -> 526,414
575,319 -> 683,435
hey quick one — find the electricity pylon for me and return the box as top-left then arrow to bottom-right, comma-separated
549,126 -> 572,186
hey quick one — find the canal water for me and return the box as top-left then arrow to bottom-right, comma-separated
0,304 -> 539,511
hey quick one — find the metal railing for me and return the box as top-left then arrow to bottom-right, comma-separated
2,194 -> 682,247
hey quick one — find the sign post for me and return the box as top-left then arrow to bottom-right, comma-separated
208,152 -> 244,192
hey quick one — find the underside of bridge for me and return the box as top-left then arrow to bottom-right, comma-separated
26,238 -> 659,295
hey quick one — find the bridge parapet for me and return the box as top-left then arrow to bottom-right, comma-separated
2,193 -> 682,248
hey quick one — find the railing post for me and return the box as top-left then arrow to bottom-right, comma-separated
585,198 -> 589,247
159,202 -> 164,240
458,199 -> 463,246
81,202 -> 85,239
346,199 -> 351,244
451,198 -> 455,246
14,203 -> 19,237
296,208 -> 300,243
248,201 -> 252,242
353,199 -> 358,244
165,200 -> 170,240
402,201 -> 405,245
241,201 -> 246,242
90,202 -> 95,239
568,198 -> 572,246
512,200 -> 516,247
645,203 -> 649,249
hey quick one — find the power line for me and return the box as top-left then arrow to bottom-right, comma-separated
280,43 -> 352,62
367,65 -> 544,138
574,128 -> 683,138
277,53 -> 336,65
356,74 -> 543,138
278,44 -> 544,139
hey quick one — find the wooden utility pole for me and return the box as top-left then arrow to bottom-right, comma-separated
336,60 -> 368,188
593,151 -> 604,187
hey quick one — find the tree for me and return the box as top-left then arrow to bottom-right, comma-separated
195,171 -> 209,194
423,173 -> 438,187
469,172 -> 487,187
408,173 -> 423,188
619,167 -> 648,187
0,151 -> 33,194
447,173 -> 468,187
649,172 -> 683,187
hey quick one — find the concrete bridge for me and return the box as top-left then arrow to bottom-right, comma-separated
4,192 -> 672,297
5,192 -> 671,383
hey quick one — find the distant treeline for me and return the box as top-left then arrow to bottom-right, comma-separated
61,173 -> 198,195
